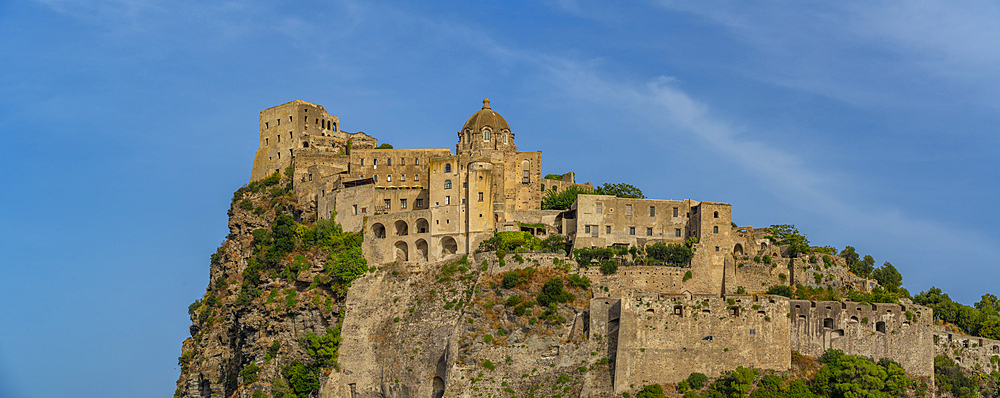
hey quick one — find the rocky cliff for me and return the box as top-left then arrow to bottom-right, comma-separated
174,173 -> 612,398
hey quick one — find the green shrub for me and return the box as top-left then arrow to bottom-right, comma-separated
502,271 -> 521,289
281,361 -> 319,397
302,327 -> 342,368
482,359 -> 496,370
567,274 -> 591,288
537,278 -> 575,307
239,363 -> 261,385
736,286 -> 746,294
754,256 -> 761,263
766,285 -> 794,298
599,260 -> 619,275
682,270 -> 693,282
506,295 -> 523,307
762,255 -> 772,264
686,372 -> 708,390
483,334 -> 493,343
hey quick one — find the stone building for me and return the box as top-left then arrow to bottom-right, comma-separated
246,99 -> 939,392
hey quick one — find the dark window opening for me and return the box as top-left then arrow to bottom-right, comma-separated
673,207 -> 678,217
702,336 -> 713,341
823,318 -> 834,329
714,211 -> 719,218
876,321 -> 886,333
673,305 -> 683,316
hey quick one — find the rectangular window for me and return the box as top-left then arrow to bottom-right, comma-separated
650,206 -> 655,217
321,190 -> 325,197
675,228 -> 681,237
400,199 -> 407,209
626,204 -> 632,215
750,329 -> 756,335
414,174 -> 419,181
596,203 -> 602,214
374,175 -> 377,182
647,227 -> 653,236
400,158 -> 405,166
606,225 -> 611,234
400,174 -> 405,181
353,205 -> 358,215
308,173 -> 312,181
265,138 -> 269,146
673,207 -> 679,217
522,170 -> 529,183
463,182 -> 467,188
445,196 -> 451,205
373,159 -> 378,166
360,159 -> 364,166
478,192 -> 484,201
585,225 -> 591,233
384,199 -> 391,209
415,158 -> 420,165
629,227 -> 635,235
387,174 -> 391,182
416,199 -> 424,208
387,158 -> 391,166
361,207 -> 367,214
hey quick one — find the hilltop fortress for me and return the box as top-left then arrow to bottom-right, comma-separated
228,99 -> 979,397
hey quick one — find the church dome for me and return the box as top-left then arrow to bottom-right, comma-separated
463,98 -> 509,132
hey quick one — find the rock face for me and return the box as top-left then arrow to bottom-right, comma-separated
174,186 -> 610,398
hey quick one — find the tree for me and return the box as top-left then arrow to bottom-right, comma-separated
813,349 -> 910,398
767,224 -> 810,258
872,262 -> 902,292
542,185 -> 593,210
646,242 -> 693,266
376,143 -> 393,149
594,182 -> 645,198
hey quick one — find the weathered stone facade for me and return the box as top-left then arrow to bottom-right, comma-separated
232,98 -> 950,398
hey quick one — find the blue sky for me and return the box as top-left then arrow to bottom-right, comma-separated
1,1 -> 998,396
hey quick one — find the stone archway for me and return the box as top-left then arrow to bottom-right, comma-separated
415,239 -> 428,261
734,243 -> 744,256
372,223 -> 386,239
415,218 -> 429,234
394,241 -> 408,262
394,220 -> 408,236
441,236 -> 458,255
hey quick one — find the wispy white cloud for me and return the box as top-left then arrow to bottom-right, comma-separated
653,1 -> 1000,108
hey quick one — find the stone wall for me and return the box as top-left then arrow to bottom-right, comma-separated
934,330 -> 1000,374
581,266 -> 692,298
789,300 -> 935,378
611,293 -> 790,391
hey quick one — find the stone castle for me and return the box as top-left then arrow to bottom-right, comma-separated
244,99 -> 966,395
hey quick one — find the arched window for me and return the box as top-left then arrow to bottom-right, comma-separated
444,163 -> 452,173
713,226 -> 719,233
714,211 -> 719,218
444,180 -> 452,189
465,131 -> 469,143
504,132 -> 509,144
483,128 -> 491,142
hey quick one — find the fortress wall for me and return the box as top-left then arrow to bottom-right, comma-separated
581,266 -> 693,297
613,294 -> 789,392
789,300 -> 935,377
730,260 -> 790,294
934,331 -> 1000,373
473,252 -> 575,275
